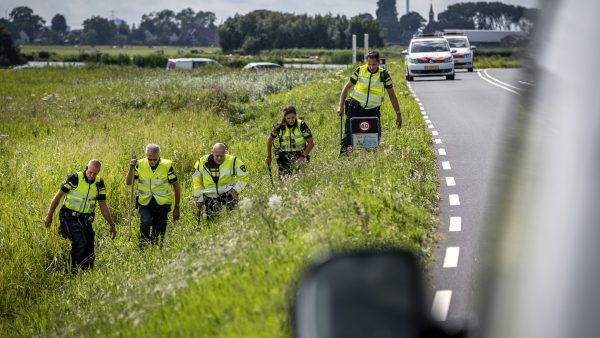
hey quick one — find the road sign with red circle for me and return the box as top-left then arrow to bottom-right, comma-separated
358,120 -> 371,132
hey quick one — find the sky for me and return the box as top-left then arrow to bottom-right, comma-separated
0,0 -> 539,29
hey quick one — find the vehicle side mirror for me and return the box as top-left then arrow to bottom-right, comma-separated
294,250 -> 432,338
402,50 -> 408,55
451,49 -> 458,54
470,45 -> 477,50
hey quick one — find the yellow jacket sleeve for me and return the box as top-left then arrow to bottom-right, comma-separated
192,159 -> 205,203
234,158 -> 248,193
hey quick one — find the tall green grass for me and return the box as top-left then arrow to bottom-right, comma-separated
0,60 -> 438,336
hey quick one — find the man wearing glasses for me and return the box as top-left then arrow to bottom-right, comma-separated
127,143 -> 181,248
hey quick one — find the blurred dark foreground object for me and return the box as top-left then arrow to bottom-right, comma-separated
293,250 -> 465,338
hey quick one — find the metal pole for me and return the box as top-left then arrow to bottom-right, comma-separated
364,34 -> 369,61
128,157 -> 136,241
352,34 -> 357,64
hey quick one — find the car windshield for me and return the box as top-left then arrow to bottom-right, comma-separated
446,38 -> 469,48
410,40 -> 449,53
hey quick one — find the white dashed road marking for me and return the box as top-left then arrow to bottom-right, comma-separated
432,131 -> 439,136
445,177 -> 456,186
431,290 -> 452,322
435,138 -> 442,144
449,217 -> 462,232
449,194 -> 460,206
442,161 -> 451,170
443,247 -> 460,268
428,124 -> 435,129
438,149 -> 446,156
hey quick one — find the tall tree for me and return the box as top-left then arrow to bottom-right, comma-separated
376,0 -> 401,44
51,14 -> 67,32
8,6 -> 45,40
399,12 -> 426,32
82,16 -> 115,45
0,25 -> 26,67
436,2 -> 534,31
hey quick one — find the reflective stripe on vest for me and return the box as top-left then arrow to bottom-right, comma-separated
63,171 -> 98,214
137,158 -> 174,206
279,119 -> 306,152
192,154 -> 239,199
348,65 -> 386,109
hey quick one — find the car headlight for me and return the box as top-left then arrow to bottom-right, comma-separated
409,58 -> 418,64
443,57 -> 453,63
463,53 -> 472,58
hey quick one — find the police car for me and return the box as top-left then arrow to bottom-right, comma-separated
403,33 -> 455,81
444,32 -> 476,72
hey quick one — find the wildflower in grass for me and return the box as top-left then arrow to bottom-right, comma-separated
268,194 -> 282,211
239,198 -> 253,211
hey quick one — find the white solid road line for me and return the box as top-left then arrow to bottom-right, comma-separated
449,194 -> 460,205
483,69 -> 521,90
442,161 -> 451,170
449,216 -> 462,232
478,69 -> 521,95
431,290 -> 452,322
443,247 -> 460,268
445,177 -> 456,186
438,149 -> 447,156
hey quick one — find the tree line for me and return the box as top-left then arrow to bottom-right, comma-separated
0,6 -> 217,46
218,10 -> 383,54
0,1 -> 538,57
376,0 -> 537,44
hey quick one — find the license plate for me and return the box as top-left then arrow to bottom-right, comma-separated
425,65 -> 439,70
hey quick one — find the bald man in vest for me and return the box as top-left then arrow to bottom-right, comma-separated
337,50 -> 402,154
44,159 -> 116,273
192,143 -> 249,221
127,144 -> 181,248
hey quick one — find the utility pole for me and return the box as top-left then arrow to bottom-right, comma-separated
406,0 -> 410,14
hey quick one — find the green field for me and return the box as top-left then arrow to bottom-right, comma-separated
19,45 -> 221,57
17,45 -> 522,69
0,60 -> 439,336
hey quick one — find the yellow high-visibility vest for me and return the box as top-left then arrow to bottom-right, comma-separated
192,154 -> 248,203
348,65 -> 386,109
63,171 -> 99,214
137,158 -> 174,206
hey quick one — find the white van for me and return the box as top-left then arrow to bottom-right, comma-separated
165,58 -> 220,70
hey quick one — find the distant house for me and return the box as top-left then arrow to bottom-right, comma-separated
443,29 -> 526,48
144,30 -> 157,44
16,30 -> 30,44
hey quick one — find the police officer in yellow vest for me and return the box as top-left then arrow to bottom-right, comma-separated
193,143 -> 248,221
337,51 -> 403,154
266,105 -> 314,178
44,159 -> 116,272
126,144 -> 181,247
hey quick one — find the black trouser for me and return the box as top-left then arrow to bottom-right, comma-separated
275,150 -> 309,178
204,194 -> 237,221
340,100 -> 381,154
59,209 -> 95,272
139,204 -> 170,248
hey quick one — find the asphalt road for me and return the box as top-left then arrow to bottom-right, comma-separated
407,68 -> 528,325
